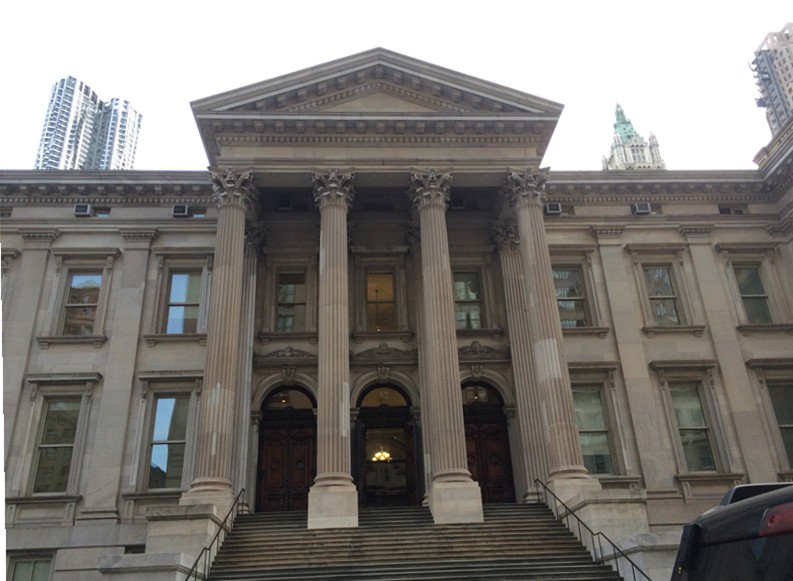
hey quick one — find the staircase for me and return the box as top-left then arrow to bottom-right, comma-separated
206,504 -> 623,580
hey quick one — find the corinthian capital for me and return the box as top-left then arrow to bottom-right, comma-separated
409,168 -> 453,210
490,220 -> 520,252
505,167 -> 550,208
209,167 -> 255,210
312,169 -> 355,210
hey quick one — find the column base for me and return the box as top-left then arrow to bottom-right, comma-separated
307,483 -> 358,529
546,475 -> 602,505
429,480 -> 484,524
179,483 -> 235,516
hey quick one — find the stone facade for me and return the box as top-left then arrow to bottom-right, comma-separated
3,49 -> 793,580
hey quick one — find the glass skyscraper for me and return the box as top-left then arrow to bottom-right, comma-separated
34,77 -> 142,170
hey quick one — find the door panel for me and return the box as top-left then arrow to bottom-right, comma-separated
465,409 -> 516,504
257,413 -> 316,512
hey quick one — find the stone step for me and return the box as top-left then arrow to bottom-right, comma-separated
209,557 -> 621,580
206,504 -> 623,581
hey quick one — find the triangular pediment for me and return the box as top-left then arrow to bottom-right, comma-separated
192,48 -> 563,118
192,48 -> 564,172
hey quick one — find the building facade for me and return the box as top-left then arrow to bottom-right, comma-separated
3,49 -> 793,580
602,104 -> 665,170
753,22 -> 793,136
34,77 -> 142,171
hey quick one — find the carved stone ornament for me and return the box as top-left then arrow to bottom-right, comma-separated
312,169 -> 355,209
409,168 -> 453,210
261,346 -> 316,360
404,223 -> 421,249
458,340 -> 507,358
209,167 -> 255,210
490,220 -> 520,252
245,223 -> 267,254
505,168 -> 550,207
354,342 -> 418,361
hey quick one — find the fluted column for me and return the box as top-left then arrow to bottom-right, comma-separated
505,169 -> 589,482
185,168 -> 253,503
410,169 -> 483,523
491,221 -> 549,499
308,170 -> 358,529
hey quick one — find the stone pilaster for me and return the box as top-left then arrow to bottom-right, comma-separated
491,220 -> 549,499
184,168 -> 253,506
308,170 -> 358,529
80,229 -> 157,521
505,169 -> 590,490
410,169 -> 483,524
4,230 -> 58,460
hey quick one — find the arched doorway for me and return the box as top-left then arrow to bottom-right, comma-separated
355,385 -> 419,507
462,383 -> 516,504
256,387 -> 316,512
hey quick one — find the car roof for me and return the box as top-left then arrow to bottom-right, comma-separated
695,484 -> 793,545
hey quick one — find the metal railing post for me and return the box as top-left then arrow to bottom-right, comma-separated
184,488 -> 248,580
533,479 -> 653,581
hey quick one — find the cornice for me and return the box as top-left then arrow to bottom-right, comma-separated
0,171 -> 214,204
545,170 -> 769,202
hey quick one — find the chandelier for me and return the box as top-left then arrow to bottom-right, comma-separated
372,449 -> 391,462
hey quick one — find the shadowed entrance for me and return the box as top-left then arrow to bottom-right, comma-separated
256,387 -> 316,512
355,385 -> 419,507
463,383 -> 516,504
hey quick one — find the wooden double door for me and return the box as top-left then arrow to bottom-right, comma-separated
256,389 -> 317,512
463,385 -> 516,504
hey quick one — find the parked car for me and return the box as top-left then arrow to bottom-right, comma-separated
671,483 -> 793,580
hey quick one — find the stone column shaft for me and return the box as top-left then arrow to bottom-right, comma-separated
492,221 -> 549,497
188,169 -> 253,500
411,169 -> 483,524
507,170 -> 588,481
308,170 -> 357,529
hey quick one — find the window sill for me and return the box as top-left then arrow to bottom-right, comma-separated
122,490 -> 184,501
642,324 -> 706,338
592,475 -> 643,490
737,323 -> 793,336
142,333 -> 207,347
561,326 -> 610,338
36,335 -> 107,349
352,330 -> 413,343
258,331 -> 318,345
7,494 -> 82,505
675,472 -> 745,499
455,328 -> 504,341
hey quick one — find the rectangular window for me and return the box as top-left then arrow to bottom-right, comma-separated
32,398 -> 81,494
768,384 -> 793,466
643,265 -> 680,325
62,270 -> 102,335
453,272 -> 482,330
9,557 -> 52,581
165,271 -> 202,334
572,387 -> 614,474
276,273 -> 307,332
553,268 -> 588,328
733,266 -> 772,324
366,272 -> 396,331
669,383 -> 716,471
147,395 -> 190,489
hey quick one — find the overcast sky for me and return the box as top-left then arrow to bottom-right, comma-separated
1,0 -> 790,172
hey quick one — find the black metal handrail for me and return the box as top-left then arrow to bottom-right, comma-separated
184,488 -> 248,581
534,479 -> 653,581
